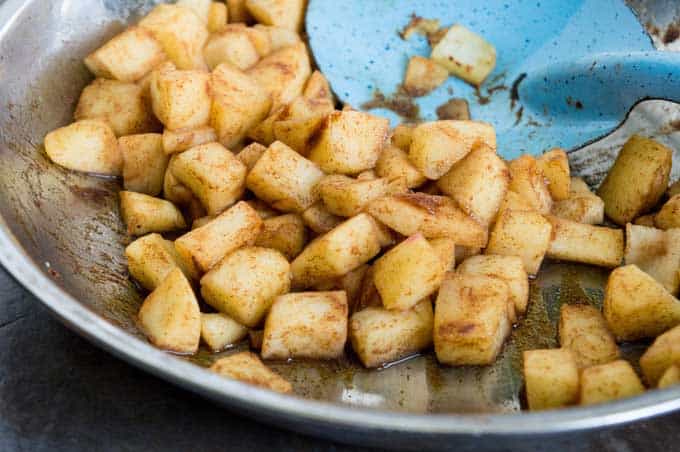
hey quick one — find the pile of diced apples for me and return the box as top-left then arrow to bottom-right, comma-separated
43,0 -> 680,406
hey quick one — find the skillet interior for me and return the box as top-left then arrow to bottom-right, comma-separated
0,0 -> 680,443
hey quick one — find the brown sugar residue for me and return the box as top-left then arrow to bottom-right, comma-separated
398,13 -> 441,40
474,86 -> 490,105
526,116 -> 542,127
566,96 -> 583,110
513,106 -> 524,126
659,119 -> 680,134
427,27 -> 448,47
361,87 -> 420,121
510,73 -> 527,110
644,19 -> 679,45
487,84 -> 507,95
663,23 -> 680,44
69,185 -> 111,203
436,98 -> 470,120
646,21 -> 660,37
397,12 -> 448,47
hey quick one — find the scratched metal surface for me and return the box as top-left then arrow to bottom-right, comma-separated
0,0 -> 678,447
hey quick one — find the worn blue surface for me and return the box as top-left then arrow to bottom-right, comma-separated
307,0 -> 680,157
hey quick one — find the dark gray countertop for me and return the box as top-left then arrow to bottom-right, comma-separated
1,265 -> 679,452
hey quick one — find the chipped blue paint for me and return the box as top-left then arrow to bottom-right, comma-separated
307,0 -> 680,158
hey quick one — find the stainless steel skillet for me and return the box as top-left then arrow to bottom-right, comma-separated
0,0 -> 679,449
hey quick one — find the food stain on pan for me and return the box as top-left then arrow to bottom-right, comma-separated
473,87 -> 490,105
509,73 -> 527,110
69,185 -> 112,203
505,282 -> 556,376
566,96 -> 584,110
659,118 -> 680,134
663,23 -> 679,44
644,19 -> 680,46
473,82 -> 507,106
514,106 -> 524,126
360,87 -> 420,121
